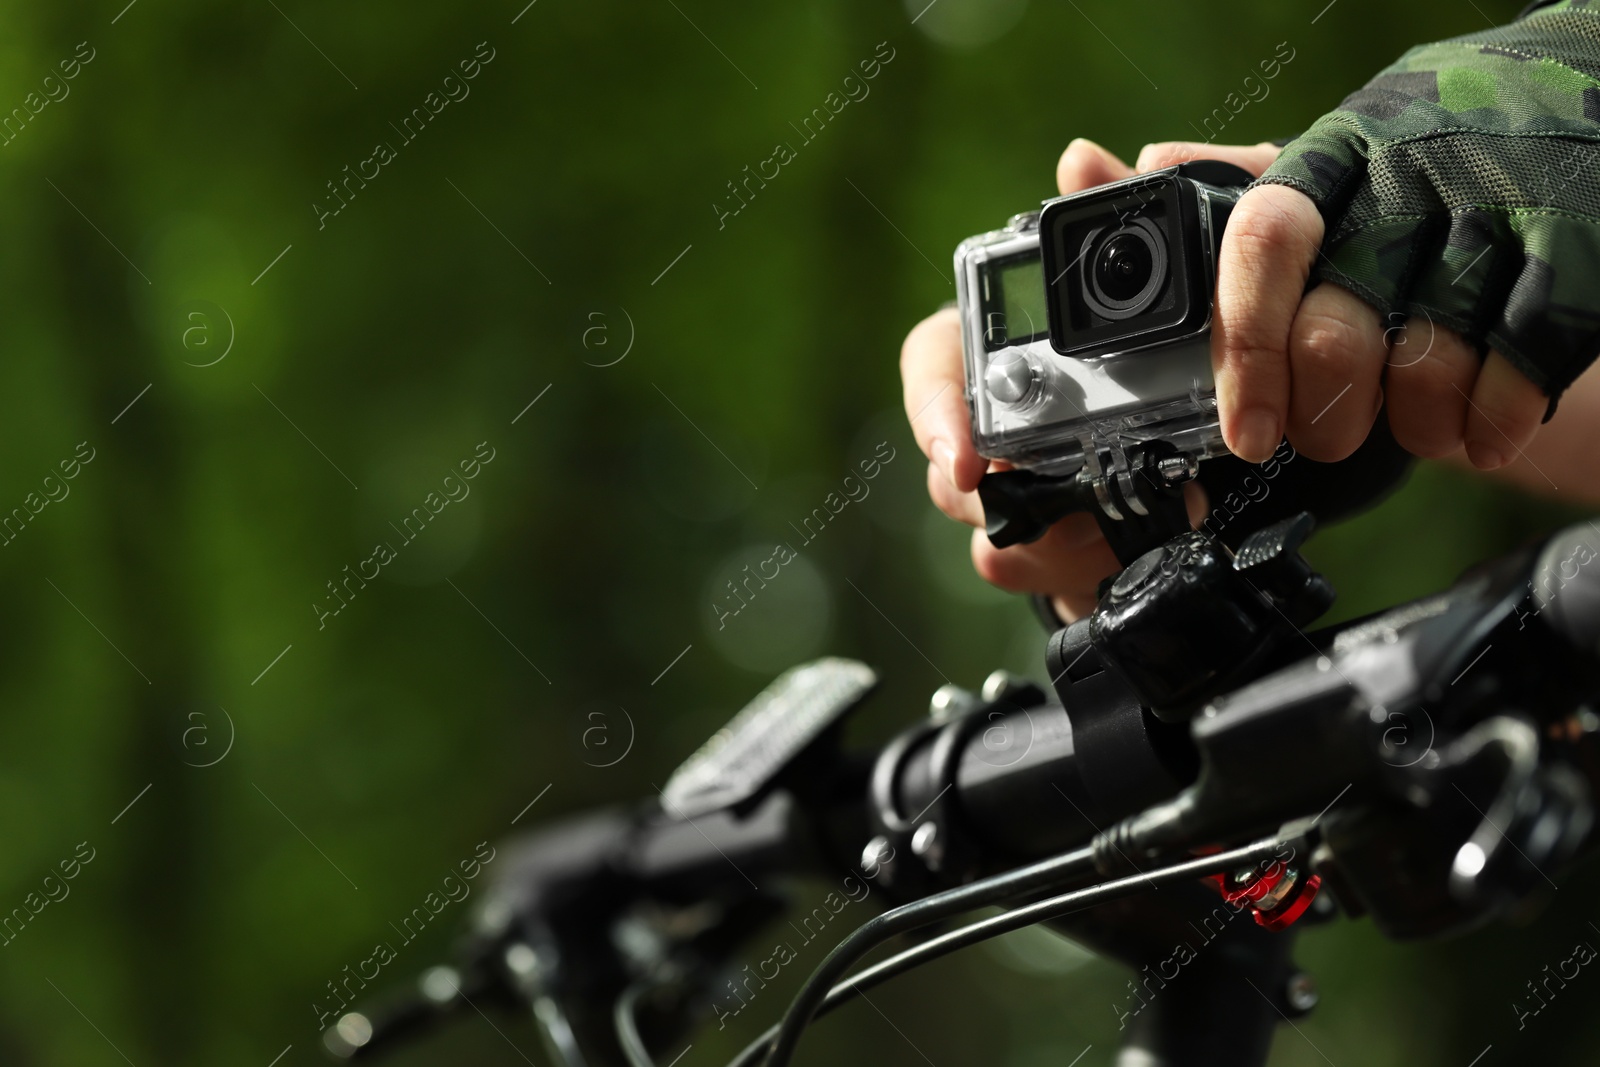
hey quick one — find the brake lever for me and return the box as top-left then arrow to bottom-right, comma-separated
1436,716 -> 1594,907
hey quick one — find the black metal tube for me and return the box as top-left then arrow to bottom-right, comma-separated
886,697 -> 1193,868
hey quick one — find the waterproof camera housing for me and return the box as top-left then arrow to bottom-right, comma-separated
955,161 -> 1252,480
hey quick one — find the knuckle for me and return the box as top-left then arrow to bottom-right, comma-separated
1225,200 -> 1300,256
1387,321 -> 1472,378
1221,339 -> 1290,385
1392,345 -> 1469,396
1291,308 -> 1367,379
1226,187 -> 1321,259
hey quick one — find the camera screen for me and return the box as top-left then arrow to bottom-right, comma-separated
983,254 -> 1050,351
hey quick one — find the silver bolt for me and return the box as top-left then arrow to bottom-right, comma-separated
860,835 -> 893,878
911,822 -> 943,871
929,684 -> 975,721
981,670 -> 1021,703
1285,972 -> 1319,1013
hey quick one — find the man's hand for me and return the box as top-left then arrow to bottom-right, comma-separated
903,129 -> 1569,619
1216,176 -> 1547,471
1235,3 -> 1600,468
901,139 -> 1229,622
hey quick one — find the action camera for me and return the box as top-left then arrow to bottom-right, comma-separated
954,161 -> 1254,481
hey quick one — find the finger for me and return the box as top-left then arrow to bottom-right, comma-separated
926,462 -> 985,528
1135,141 -> 1283,177
1485,358 -> 1600,500
970,522 -> 1122,604
1213,184 -> 1325,462
1056,138 -> 1136,196
968,483 -> 1207,605
901,307 -> 987,492
1462,350 -> 1547,471
1283,283 -> 1386,462
1383,317 -> 1476,459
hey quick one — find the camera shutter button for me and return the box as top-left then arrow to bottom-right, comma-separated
985,358 -> 1038,405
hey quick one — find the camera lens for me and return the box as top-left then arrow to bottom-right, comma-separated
1094,234 -> 1154,303
1080,218 -> 1168,321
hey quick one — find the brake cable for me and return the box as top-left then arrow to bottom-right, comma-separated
738,834 -> 1298,1067
615,979 -> 661,1067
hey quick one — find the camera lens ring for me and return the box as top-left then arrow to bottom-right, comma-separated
1078,217 -> 1168,321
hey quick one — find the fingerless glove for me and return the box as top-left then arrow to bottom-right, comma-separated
1257,0 -> 1600,407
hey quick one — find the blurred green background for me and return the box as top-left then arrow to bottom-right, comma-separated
0,0 -> 1595,1064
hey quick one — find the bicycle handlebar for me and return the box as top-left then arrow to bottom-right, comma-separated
324,515 -> 1600,1067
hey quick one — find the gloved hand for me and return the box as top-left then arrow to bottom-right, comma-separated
1256,0 -> 1600,416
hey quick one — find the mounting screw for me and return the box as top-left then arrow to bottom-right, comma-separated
1155,453 -> 1198,485
1285,972 -> 1319,1014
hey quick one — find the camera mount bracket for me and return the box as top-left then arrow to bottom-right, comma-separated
977,440 -> 1197,566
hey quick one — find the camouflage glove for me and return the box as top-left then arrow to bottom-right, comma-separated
1256,0 -> 1600,407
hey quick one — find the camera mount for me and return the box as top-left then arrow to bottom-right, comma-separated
977,439 -> 1198,564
